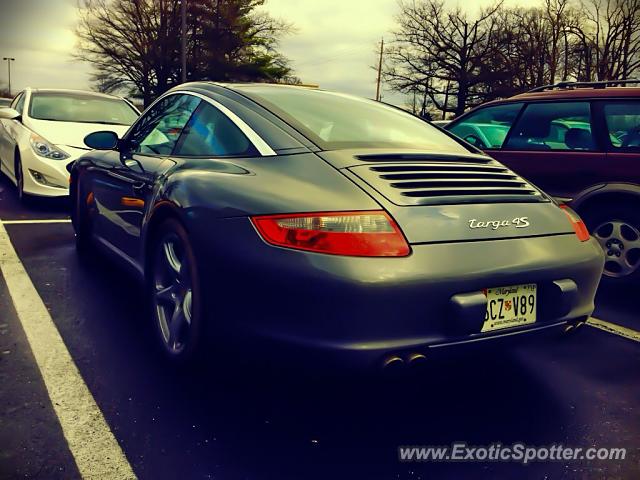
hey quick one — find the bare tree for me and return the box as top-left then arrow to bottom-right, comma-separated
384,0 -> 504,117
76,0 -> 296,106
577,0 -> 640,80
384,0 -> 640,116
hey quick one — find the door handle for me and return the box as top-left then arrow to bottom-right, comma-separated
132,181 -> 146,193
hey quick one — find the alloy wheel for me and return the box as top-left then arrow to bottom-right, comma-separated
593,220 -> 640,278
153,234 -> 193,354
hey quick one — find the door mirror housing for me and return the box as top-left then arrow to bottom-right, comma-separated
84,131 -> 119,150
0,107 -> 20,120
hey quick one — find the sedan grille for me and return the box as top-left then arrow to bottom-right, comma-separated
349,157 -> 545,206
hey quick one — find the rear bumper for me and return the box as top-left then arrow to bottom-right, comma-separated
193,217 -> 604,370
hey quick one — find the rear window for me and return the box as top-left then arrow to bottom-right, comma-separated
504,102 -> 595,151
29,92 -> 139,125
603,102 -> 640,149
235,86 -> 471,153
448,103 -> 523,149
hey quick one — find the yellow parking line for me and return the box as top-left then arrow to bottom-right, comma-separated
588,317 -> 640,343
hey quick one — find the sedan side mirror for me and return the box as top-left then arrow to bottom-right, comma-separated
84,131 -> 119,150
0,107 -> 20,120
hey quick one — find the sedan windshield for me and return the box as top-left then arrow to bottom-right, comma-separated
29,92 -> 139,125
235,86 -> 470,152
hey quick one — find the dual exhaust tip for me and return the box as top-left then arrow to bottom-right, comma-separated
564,318 -> 588,334
382,352 -> 427,370
385,318 -> 587,369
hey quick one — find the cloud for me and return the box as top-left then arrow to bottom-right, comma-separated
263,0 -> 540,104
0,0 -> 92,93
0,0 -> 540,101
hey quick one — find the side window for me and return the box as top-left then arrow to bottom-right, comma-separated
11,92 -> 25,114
174,102 -> 258,157
603,102 -> 640,149
449,103 -> 523,149
505,102 -> 595,151
127,94 -> 200,155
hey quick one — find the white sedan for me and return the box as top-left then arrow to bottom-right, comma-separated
0,88 -> 139,200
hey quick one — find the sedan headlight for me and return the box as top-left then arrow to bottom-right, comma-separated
29,133 -> 69,160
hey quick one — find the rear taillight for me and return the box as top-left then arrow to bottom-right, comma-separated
560,205 -> 590,242
251,210 -> 411,257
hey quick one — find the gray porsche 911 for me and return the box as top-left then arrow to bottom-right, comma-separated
69,83 -> 604,369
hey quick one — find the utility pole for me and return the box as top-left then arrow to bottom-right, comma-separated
181,0 -> 187,83
3,57 -> 15,96
375,37 -> 384,101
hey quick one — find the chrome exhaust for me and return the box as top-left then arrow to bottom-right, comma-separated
382,355 -> 404,370
407,352 -> 427,367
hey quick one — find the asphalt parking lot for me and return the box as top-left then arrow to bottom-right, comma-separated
0,174 -> 638,480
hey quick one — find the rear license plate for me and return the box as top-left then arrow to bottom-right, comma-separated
481,283 -> 537,332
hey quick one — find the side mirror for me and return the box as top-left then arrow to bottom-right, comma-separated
0,107 -> 20,120
84,131 -> 119,150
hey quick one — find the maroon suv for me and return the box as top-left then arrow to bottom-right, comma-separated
446,80 -> 640,283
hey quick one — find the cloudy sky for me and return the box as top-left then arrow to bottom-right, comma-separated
0,0 -> 536,104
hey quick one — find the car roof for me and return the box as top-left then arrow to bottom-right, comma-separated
511,87 -> 640,101
28,88 -> 125,100
448,86 -> 640,122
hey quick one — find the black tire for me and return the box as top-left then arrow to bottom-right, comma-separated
14,151 -> 30,204
581,203 -> 640,284
72,179 -> 94,254
147,218 -> 204,364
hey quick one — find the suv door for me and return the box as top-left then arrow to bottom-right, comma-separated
598,100 -> 640,186
488,101 -> 605,201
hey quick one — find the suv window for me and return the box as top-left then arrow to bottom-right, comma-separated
505,102 -> 595,151
127,94 -> 200,155
174,102 -> 258,157
448,103 -> 523,149
603,102 -> 640,149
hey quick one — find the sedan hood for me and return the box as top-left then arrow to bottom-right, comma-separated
26,118 -> 132,150
319,149 -> 575,244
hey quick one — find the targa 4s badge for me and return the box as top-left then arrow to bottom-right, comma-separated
468,217 -> 530,230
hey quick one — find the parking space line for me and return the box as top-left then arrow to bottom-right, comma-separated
1,219 -> 71,224
0,222 -> 136,479
588,317 -> 640,343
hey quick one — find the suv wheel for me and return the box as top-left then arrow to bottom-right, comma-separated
583,205 -> 640,283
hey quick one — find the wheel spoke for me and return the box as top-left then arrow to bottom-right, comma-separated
163,240 -> 181,276
594,234 -> 609,250
155,284 -> 177,305
618,257 -> 635,275
168,304 -> 186,349
611,221 -> 623,240
624,235 -> 640,250
183,290 -> 192,324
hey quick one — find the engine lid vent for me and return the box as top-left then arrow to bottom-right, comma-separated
350,159 -> 545,206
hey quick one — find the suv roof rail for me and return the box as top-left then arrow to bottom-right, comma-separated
527,78 -> 640,93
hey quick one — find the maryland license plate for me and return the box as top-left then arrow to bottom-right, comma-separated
481,284 -> 537,332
